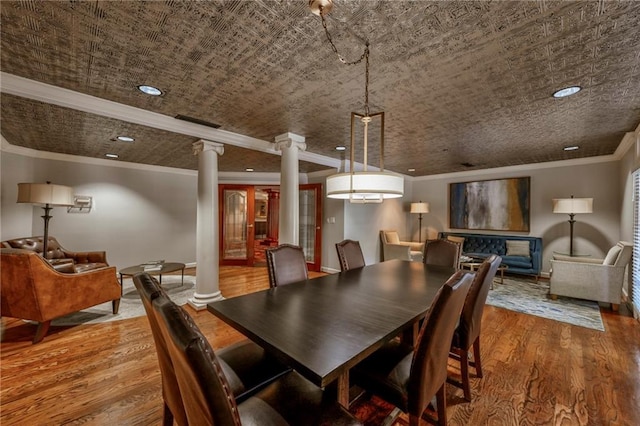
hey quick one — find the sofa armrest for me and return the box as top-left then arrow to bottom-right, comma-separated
62,250 -> 108,265
549,259 -> 625,303
48,258 -> 76,273
383,244 -> 412,261
400,241 -> 424,252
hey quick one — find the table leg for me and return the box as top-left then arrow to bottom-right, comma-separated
337,371 -> 350,408
159,274 -> 162,285
500,268 -> 505,284
181,267 -> 184,286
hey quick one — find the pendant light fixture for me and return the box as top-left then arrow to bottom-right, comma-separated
310,0 -> 404,203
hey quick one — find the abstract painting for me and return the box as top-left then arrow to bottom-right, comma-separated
449,177 -> 530,231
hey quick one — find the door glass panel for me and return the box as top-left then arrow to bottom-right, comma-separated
299,189 -> 316,262
223,189 -> 247,259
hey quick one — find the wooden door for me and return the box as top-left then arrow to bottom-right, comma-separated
219,185 -> 256,266
299,184 -> 323,272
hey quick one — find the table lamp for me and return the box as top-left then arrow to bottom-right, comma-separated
17,182 -> 75,259
552,195 -> 593,256
410,201 -> 429,242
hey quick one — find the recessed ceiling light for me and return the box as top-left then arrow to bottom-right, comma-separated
553,86 -> 581,98
408,168 -> 416,172
137,85 -> 163,96
116,136 -> 135,142
335,146 -> 346,151
105,153 -> 119,158
563,146 -> 579,151
245,168 -> 254,172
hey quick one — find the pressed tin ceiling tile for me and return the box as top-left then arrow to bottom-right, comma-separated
0,0 -> 638,176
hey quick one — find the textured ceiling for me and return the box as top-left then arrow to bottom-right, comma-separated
1,0 -> 639,176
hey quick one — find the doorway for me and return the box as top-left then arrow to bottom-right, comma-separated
219,184 -> 322,271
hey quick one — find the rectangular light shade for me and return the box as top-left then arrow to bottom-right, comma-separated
410,202 -> 429,214
17,182 -> 75,206
552,197 -> 593,214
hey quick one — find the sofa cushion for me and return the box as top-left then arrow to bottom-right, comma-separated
603,245 -> 622,265
506,240 -> 530,257
384,231 -> 400,244
503,256 -> 533,269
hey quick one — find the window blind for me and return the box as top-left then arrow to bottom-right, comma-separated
632,170 -> 640,319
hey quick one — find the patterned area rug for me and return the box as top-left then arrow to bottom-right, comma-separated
51,275 -> 196,326
487,277 -> 605,331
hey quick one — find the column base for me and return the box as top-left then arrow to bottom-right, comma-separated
187,291 -> 224,311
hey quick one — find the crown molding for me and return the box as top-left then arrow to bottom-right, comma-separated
0,72 -> 341,169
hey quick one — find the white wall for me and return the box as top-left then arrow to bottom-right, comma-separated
1,145 -> 627,276
1,150 -> 198,270
411,161 -> 622,274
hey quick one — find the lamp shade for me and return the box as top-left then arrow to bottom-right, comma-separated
552,197 -> 593,214
17,182 -> 74,206
326,171 -> 404,202
410,202 -> 429,214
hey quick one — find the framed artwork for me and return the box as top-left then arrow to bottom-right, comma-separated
449,177 -> 530,232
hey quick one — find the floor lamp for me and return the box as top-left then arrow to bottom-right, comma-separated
17,182 -> 75,259
552,195 -> 593,256
410,201 -> 429,242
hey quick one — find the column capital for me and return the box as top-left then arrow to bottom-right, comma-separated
193,139 -> 224,156
274,132 -> 306,152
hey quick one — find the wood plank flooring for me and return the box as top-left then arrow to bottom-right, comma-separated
1,266 -> 639,425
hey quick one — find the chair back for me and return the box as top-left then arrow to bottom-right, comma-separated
408,271 -> 473,416
154,295 -> 242,426
458,255 -> 502,348
336,239 -> 366,271
423,239 -> 462,268
133,273 -> 188,426
266,244 -> 308,287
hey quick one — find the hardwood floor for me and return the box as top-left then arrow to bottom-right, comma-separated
1,266 -> 639,425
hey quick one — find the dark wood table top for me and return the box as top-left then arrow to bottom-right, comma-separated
207,260 -> 455,390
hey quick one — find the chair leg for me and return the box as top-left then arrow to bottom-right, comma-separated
112,298 -> 121,314
472,337 -> 483,378
459,347 -> 471,401
436,383 -> 447,426
33,320 -> 51,344
162,402 -> 174,426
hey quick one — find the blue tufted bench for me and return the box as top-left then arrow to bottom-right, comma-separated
439,232 -> 542,278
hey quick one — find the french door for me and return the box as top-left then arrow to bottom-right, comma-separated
219,184 -> 322,271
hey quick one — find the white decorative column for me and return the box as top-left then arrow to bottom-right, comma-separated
189,139 -> 225,310
274,132 -> 306,245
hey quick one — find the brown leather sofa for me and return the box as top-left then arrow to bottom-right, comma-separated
1,236 -> 108,273
1,248 -> 122,343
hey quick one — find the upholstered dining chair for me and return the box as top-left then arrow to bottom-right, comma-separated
266,243 -> 308,287
336,239 -> 366,271
351,271 -> 474,426
133,273 -> 291,425
152,290 -> 363,425
448,254 -> 502,401
423,238 -> 462,269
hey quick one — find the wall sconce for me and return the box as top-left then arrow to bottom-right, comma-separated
67,195 -> 93,213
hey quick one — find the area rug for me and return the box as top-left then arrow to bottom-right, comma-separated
487,277 -> 605,331
51,275 -> 196,326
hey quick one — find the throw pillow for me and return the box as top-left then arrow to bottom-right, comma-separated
384,231 -> 400,244
447,235 -> 465,245
603,245 -> 622,265
506,240 -> 530,257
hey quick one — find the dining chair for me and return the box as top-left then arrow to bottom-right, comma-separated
335,239 -> 366,271
448,254 -> 502,401
351,270 -> 474,426
152,291 -> 363,425
266,243 -> 308,287
423,238 -> 462,269
133,273 -> 291,425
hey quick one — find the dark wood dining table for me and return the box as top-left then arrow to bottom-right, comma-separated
207,259 -> 456,407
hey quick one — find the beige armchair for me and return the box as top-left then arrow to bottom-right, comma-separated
549,241 -> 632,310
380,230 -> 423,262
